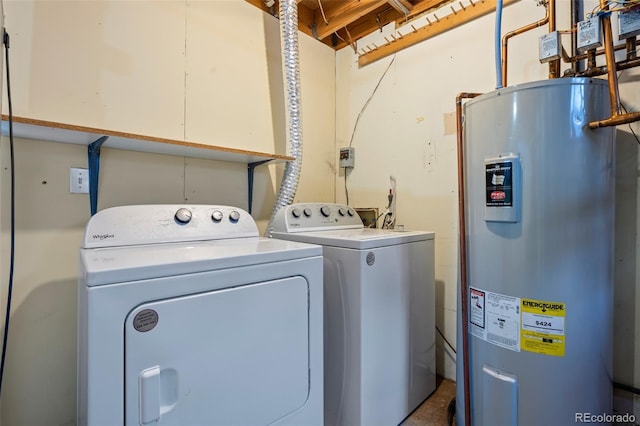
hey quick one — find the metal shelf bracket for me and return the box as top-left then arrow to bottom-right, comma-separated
87,136 -> 109,216
247,160 -> 272,214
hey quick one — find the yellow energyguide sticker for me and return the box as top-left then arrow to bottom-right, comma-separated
520,298 -> 566,357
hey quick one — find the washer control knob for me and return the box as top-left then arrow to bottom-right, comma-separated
320,206 -> 331,217
291,208 -> 302,218
211,210 -> 224,222
347,208 -> 355,217
229,210 -> 241,223
303,208 -> 312,217
175,208 -> 192,224
338,207 -> 346,216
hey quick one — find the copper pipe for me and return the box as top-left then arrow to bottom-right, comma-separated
577,57 -> 640,77
589,111 -> 640,129
586,0 -> 640,129
548,0 -> 561,78
456,92 -> 482,426
626,37 -> 637,60
570,42 -> 627,63
501,4 -> 549,87
587,49 -> 597,71
601,0 -> 621,115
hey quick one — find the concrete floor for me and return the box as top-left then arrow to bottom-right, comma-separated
401,377 -> 456,426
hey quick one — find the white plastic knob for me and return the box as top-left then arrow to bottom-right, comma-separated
229,210 -> 241,222
174,208 -> 192,224
211,210 -> 224,222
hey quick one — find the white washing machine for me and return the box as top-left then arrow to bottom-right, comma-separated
77,205 -> 323,426
271,203 -> 436,426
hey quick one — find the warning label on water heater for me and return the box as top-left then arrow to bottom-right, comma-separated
485,162 -> 513,207
520,298 -> 566,357
469,287 -> 520,352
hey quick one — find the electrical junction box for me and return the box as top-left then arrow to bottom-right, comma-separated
577,16 -> 602,51
539,31 -> 561,63
484,153 -> 521,223
618,7 -> 640,39
340,147 -> 355,168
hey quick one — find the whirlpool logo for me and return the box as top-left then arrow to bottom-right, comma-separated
92,233 -> 115,240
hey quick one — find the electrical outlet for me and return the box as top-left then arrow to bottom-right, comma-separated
70,168 -> 89,194
340,147 -> 355,168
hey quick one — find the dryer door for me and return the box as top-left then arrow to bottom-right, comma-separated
124,276 -> 310,425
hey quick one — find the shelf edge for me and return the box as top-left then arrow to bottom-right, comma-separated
1,115 -> 294,164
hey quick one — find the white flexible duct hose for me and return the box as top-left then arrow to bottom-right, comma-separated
265,0 -> 303,237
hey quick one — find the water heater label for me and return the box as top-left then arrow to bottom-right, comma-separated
520,298 -> 566,357
484,154 -> 521,223
470,288 -> 485,328
486,162 -> 513,207
469,287 -> 520,352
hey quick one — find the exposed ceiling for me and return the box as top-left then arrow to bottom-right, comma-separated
245,0 -> 455,51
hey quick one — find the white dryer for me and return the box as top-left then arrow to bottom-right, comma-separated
77,205 -> 323,426
271,203 -> 436,426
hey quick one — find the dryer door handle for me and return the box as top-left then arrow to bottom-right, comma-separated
139,366 -> 161,424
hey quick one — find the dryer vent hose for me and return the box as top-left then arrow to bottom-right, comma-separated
265,0 -> 303,237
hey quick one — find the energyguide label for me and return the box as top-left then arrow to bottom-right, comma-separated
469,287 -> 565,357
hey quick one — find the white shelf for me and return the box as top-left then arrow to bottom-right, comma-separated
1,116 -> 293,165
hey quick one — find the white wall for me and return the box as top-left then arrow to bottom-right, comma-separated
1,0 -> 638,423
335,0 -> 640,394
0,1 -> 335,424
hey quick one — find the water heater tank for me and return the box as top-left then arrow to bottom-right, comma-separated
456,78 -> 615,425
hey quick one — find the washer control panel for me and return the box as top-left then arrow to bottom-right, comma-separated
271,203 -> 363,233
83,205 -> 258,248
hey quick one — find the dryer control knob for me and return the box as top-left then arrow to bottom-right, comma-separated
211,210 -> 224,222
175,208 -> 192,224
291,208 -> 302,218
338,207 -> 346,216
347,208 -> 355,217
303,208 -> 312,217
320,206 -> 331,217
229,210 -> 241,223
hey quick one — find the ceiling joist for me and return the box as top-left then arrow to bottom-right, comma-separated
245,0 -> 498,52
358,0 -> 519,66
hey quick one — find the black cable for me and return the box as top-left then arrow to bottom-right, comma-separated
344,55 -> 395,204
620,103 -> 640,145
348,55 -> 395,148
0,28 -> 14,396
613,381 -> 640,395
446,397 -> 456,426
436,324 -> 457,355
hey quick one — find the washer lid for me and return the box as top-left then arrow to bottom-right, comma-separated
271,228 -> 434,250
80,237 -> 321,287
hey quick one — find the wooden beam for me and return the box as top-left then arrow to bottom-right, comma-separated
358,0 -> 519,67
244,0 -> 317,40
406,0 -> 455,18
386,0 -> 413,15
313,0 -> 389,40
